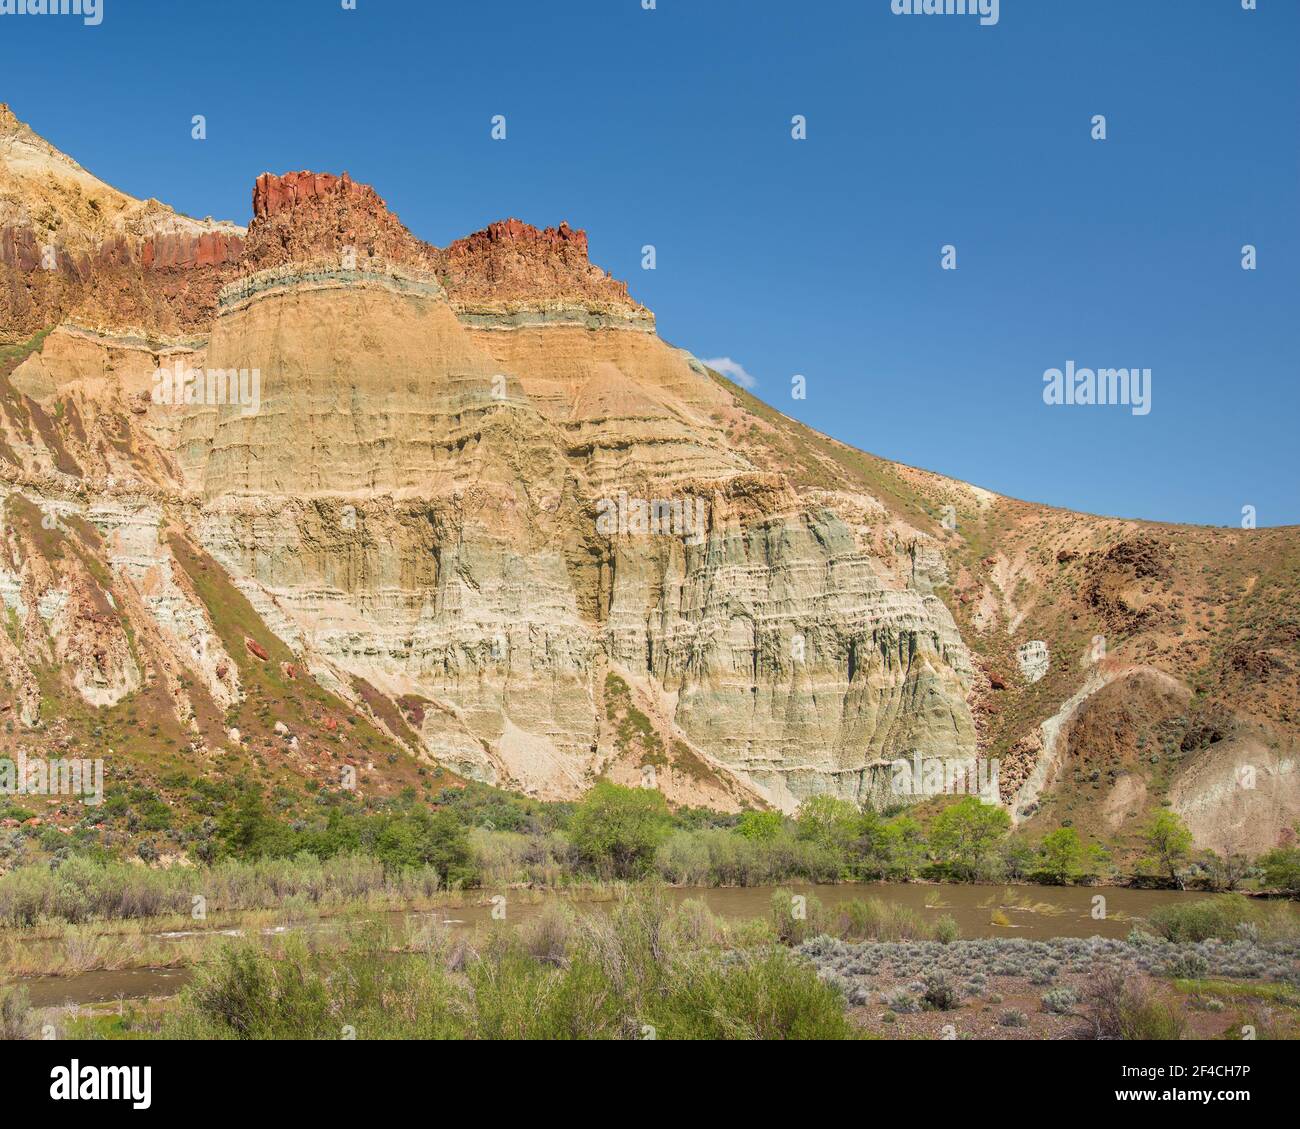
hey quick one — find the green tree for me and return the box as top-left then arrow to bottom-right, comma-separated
1141,810 -> 1194,888
735,810 -> 783,842
849,806 -> 886,878
794,795 -> 862,853
371,810 -> 477,885
1257,846 -> 1300,895
217,784 -> 289,859
928,796 -> 1011,881
568,781 -> 670,879
998,835 -> 1037,881
1035,827 -> 1103,885
875,814 -> 926,880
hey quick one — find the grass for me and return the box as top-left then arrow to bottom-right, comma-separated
0,854 -> 445,930
604,672 -> 664,763
0,926 -> 202,978
149,890 -> 858,1040
1078,964 -> 1188,1040
0,327 -> 52,370
1143,894 -> 1299,943
768,888 -> 952,945
1173,978 -> 1300,1007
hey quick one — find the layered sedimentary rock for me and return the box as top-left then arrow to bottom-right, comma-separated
440,217 -> 651,328
2,103 -> 1295,841
158,175 -> 976,804
0,104 -> 245,342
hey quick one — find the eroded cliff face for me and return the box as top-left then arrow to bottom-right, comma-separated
167,178 -> 976,806
1,103 -> 1295,843
0,104 -> 244,343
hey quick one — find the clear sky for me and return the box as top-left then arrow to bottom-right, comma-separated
2,0 -> 1296,526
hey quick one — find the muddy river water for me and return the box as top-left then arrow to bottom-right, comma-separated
12,883 -> 1292,1008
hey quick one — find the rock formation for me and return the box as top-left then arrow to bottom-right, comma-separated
0,102 -> 1295,851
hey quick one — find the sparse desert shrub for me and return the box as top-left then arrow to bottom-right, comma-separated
882,987 -> 920,1014
922,971 -> 960,1011
1077,964 -> 1186,1041
518,901 -> 576,967
998,1009 -> 1027,1028
1040,987 -> 1078,1015
1163,950 -> 1209,980
0,986 -> 34,1040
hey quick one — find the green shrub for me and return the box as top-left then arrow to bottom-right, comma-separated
922,972 -> 959,1011
927,797 -> 1011,882
648,949 -> 856,1040
769,888 -> 825,945
165,893 -> 857,1041
834,897 -> 935,942
1257,846 -> 1300,895
1143,896 -> 1288,944
1040,987 -> 1077,1015
569,781 -> 670,880
0,986 -> 34,1040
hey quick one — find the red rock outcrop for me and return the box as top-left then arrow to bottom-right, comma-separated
4,92 -> 645,340
439,217 -> 642,313
1,103 -> 247,340
239,170 -> 438,275
253,171 -> 373,219
141,230 -> 243,270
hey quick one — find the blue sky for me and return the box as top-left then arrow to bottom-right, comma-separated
3,0 -> 1296,526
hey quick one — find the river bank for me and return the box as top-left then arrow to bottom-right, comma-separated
1,885 -> 1295,1042
3,881 -> 1296,1010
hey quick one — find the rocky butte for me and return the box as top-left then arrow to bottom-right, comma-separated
0,103 -> 1295,857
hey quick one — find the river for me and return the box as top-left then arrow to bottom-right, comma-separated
11,882 -> 1291,1008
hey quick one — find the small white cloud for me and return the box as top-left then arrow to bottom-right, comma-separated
702,356 -> 757,389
